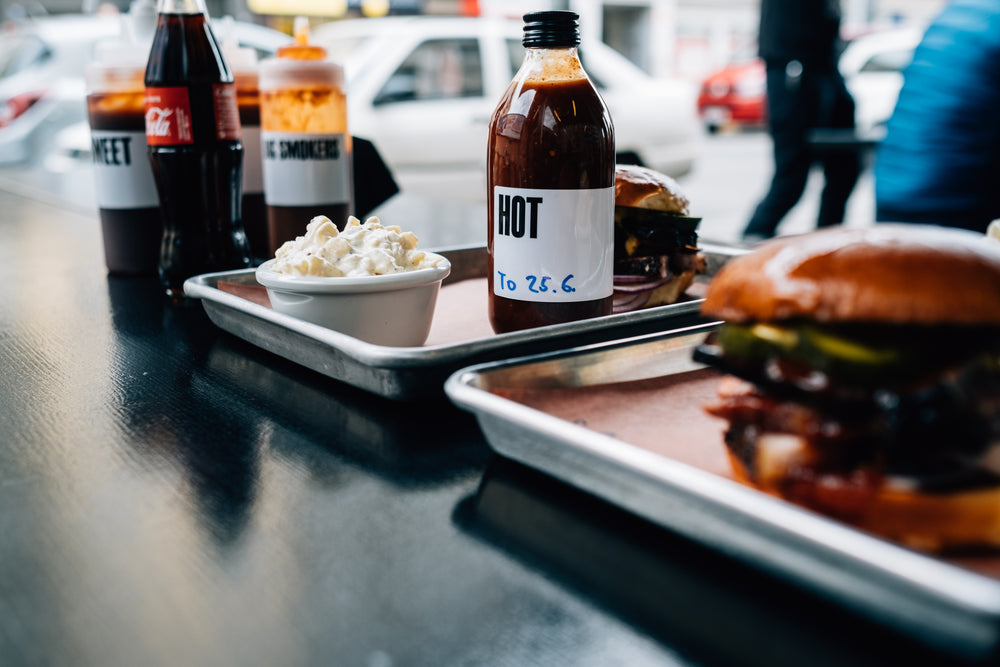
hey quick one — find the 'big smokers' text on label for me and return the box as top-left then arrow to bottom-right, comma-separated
261,131 -> 351,206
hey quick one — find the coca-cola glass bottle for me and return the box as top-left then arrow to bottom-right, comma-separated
144,0 -> 250,298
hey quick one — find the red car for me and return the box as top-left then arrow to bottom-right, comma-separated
697,58 -> 767,133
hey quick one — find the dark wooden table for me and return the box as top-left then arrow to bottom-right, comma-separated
0,185 -> 987,666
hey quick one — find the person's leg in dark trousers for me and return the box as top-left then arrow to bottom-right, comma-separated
743,64 -> 814,239
816,72 -> 861,228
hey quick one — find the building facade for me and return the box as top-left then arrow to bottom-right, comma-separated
481,0 -> 947,81
6,0 -> 947,83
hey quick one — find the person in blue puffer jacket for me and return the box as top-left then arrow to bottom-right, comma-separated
875,0 -> 1000,232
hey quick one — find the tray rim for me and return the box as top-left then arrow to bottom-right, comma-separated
182,243 -> 741,398
444,323 -> 1000,660
185,269 -> 697,367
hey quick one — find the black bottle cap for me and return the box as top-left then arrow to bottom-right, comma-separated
522,10 -> 580,48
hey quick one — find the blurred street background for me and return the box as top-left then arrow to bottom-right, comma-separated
0,131 -> 875,247
0,0 -> 946,248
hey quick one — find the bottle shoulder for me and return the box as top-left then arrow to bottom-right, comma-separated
492,72 -> 608,124
145,14 -> 233,86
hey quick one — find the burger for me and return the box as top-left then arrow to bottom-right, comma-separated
694,224 -> 1000,552
613,164 -> 705,313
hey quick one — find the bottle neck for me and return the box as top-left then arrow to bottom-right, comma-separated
156,0 -> 207,15
518,46 -> 586,82
525,45 -> 579,56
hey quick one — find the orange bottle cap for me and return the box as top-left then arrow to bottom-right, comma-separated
276,16 -> 326,60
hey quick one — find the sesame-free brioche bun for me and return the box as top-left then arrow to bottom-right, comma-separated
701,224 -> 1000,325
615,164 -> 690,215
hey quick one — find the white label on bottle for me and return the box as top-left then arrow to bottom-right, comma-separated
90,130 -> 159,210
242,124 -> 263,194
492,185 -> 613,302
261,131 -> 351,206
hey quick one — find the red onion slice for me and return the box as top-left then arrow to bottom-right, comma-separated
612,273 -> 652,284
612,292 -> 651,313
612,275 -> 673,293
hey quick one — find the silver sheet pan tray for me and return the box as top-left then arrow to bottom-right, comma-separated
183,243 -> 741,400
444,323 -> 1000,662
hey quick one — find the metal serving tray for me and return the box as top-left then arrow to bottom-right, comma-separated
183,243 -> 741,400
444,323 -> 1000,662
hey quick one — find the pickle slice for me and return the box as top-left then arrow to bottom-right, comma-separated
751,323 -> 799,349
712,321 -> 1000,391
801,325 -> 901,366
717,322 -> 798,360
716,322 -> 909,385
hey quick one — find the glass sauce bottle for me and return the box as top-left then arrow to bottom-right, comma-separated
488,11 -> 615,333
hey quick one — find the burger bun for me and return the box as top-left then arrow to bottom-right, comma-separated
615,164 -> 690,215
702,224 -> 1000,325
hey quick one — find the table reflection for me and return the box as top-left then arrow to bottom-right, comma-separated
202,333 -> 491,486
108,275 -> 264,549
456,457 -> 970,667
106,270 -> 492,552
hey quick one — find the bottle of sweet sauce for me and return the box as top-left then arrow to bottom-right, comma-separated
488,10 -> 615,333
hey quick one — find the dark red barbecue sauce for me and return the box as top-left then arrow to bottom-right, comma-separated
487,67 -> 614,333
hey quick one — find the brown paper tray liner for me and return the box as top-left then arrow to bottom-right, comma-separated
496,368 -> 1000,580
217,277 -> 999,576
218,277 -> 495,346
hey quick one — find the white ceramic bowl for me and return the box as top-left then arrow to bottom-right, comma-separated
255,255 -> 451,346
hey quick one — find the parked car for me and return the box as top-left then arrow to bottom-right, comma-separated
309,16 -> 700,201
696,56 -> 767,133
0,12 -> 291,165
695,27 -> 922,134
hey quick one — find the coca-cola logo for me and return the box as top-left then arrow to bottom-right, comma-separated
145,107 -> 173,137
145,87 -> 193,145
